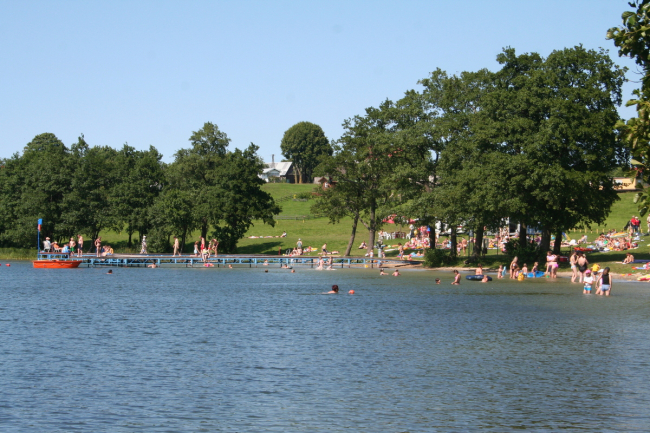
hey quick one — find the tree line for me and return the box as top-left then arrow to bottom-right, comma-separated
312,46 -> 629,260
0,123 -> 279,253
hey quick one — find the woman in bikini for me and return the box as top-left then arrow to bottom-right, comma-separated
510,256 -> 518,279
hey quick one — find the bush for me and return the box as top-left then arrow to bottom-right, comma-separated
146,228 -> 171,253
295,191 -> 314,200
503,239 -> 540,265
424,248 -> 454,267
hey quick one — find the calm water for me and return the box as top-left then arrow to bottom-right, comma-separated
1,262 -> 650,432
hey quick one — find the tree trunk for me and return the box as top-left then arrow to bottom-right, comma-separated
553,229 -> 563,255
368,201 -> 376,256
450,230 -> 457,258
201,219 -> 208,240
344,214 -> 359,257
518,222 -> 527,250
539,228 -> 551,257
472,225 -> 484,259
181,227 -> 187,253
431,222 -> 437,250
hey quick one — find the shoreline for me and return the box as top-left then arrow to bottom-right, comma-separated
430,266 -> 639,282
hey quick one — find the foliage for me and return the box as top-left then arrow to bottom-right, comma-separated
0,124 -> 278,253
280,122 -> 332,183
0,133 -> 72,246
503,238 -> 540,266
295,191 -> 313,200
608,1 -> 650,214
423,248 -> 453,267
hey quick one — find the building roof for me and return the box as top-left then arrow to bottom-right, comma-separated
265,161 -> 292,176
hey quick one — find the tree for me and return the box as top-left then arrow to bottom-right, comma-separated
314,100 -> 424,254
280,122 -> 332,183
111,144 -> 166,247
476,47 -> 626,255
164,124 -> 280,253
61,136 -> 120,243
608,1 -> 650,215
0,133 -> 72,246
209,144 -> 280,253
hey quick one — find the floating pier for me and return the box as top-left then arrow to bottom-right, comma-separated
36,252 -> 419,268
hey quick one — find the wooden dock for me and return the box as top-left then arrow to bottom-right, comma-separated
36,252 -> 419,268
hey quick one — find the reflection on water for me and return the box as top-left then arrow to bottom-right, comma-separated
1,262 -> 650,431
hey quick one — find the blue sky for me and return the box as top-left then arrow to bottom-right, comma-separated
0,0 -> 640,163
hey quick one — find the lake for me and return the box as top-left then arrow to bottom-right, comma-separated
1,261 -> 649,432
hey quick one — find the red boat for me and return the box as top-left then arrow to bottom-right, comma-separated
33,260 -> 83,269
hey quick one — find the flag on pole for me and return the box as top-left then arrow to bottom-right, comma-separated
38,218 -> 42,232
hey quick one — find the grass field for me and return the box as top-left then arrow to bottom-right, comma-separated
13,185 -> 650,275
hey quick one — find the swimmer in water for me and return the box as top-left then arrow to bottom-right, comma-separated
393,269 -> 400,276
481,275 -> 489,283
228,264 -> 233,269
107,269 -> 113,274
435,278 -> 441,284
327,284 -> 339,294
291,269 -> 295,273
452,270 -> 461,285
148,263 -> 157,268
380,269 -> 387,276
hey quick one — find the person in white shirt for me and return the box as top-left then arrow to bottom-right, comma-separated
583,270 -> 594,294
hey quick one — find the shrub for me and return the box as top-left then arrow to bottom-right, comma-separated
146,228 -> 171,253
424,248 -> 454,267
295,191 -> 314,200
503,238 -> 540,265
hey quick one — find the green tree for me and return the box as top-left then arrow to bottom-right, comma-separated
314,101 -> 421,254
0,133 -> 72,247
111,144 -> 166,247
60,136 -> 120,243
165,124 -> 279,253
608,1 -> 650,215
476,47 -> 626,255
210,144 -> 280,253
280,121 -> 332,183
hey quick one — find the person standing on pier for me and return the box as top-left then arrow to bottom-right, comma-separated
173,236 -> 180,256
94,237 -> 101,257
77,234 -> 83,257
140,236 -> 148,254
212,239 -> 219,256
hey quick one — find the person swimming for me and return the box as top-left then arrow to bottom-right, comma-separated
327,284 -> 339,294
435,278 -> 441,284
393,269 -> 400,276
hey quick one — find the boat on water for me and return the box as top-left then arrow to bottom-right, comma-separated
33,260 -> 82,269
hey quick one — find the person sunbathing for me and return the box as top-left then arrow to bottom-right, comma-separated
623,253 -> 634,264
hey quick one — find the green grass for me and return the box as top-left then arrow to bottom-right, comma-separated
0,248 -> 38,260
